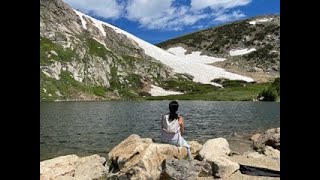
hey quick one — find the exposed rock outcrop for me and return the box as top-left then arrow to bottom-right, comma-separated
40,0 -> 176,101
40,154 -> 107,180
107,134 -> 187,179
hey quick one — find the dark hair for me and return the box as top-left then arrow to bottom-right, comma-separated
169,101 -> 179,120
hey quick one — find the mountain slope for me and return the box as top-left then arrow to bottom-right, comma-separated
157,15 -> 280,82
40,0 -> 254,101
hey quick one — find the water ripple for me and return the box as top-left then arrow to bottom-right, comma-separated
40,101 -> 279,161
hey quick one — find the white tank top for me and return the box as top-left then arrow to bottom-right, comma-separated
161,114 -> 180,142
162,114 -> 180,133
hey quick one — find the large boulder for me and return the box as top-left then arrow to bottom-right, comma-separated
40,155 -> 79,180
199,138 -> 231,159
160,159 -> 212,179
40,154 -> 107,180
107,134 -> 187,179
199,138 -> 239,178
254,128 -> 280,152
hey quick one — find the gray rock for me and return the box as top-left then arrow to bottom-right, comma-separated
254,128 -> 280,152
161,159 -> 212,180
50,50 -> 58,56
40,0 -> 177,101
41,61 -> 62,80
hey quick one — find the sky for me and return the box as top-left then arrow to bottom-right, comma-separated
64,0 -> 280,44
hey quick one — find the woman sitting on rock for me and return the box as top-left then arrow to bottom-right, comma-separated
161,101 -> 192,160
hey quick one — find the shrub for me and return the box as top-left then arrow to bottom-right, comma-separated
93,87 -> 106,97
271,77 -> 280,96
258,88 -> 278,101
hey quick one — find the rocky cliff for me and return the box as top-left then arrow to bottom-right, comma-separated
40,0 -> 176,101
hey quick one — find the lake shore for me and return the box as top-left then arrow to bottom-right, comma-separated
40,127 -> 280,179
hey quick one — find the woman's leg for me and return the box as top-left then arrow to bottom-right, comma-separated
179,137 -> 192,160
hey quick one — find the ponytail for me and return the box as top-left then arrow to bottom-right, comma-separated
168,101 -> 179,120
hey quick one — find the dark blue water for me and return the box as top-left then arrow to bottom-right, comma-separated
40,101 -> 280,161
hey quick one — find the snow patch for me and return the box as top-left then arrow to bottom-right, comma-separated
74,10 -> 87,29
249,20 -> 257,25
74,10 -> 106,36
42,88 -> 47,93
73,9 -> 254,85
249,20 -> 256,25
257,18 -> 273,22
249,18 -> 273,25
229,48 -> 256,56
149,85 -> 183,96
167,46 -> 225,64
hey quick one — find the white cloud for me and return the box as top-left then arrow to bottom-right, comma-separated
126,0 -> 172,20
214,10 -> 246,22
125,1 -> 210,30
191,0 -> 252,10
64,0 -> 124,19
63,0 -> 252,31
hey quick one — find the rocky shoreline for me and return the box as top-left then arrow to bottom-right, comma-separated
40,128 -> 280,180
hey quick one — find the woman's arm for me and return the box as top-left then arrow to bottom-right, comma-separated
178,116 -> 184,134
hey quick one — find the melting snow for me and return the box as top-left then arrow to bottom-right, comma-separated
229,48 -> 256,56
73,9 -> 254,86
74,10 -> 87,29
249,18 -> 273,25
167,46 -> 225,64
149,85 -> 183,96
